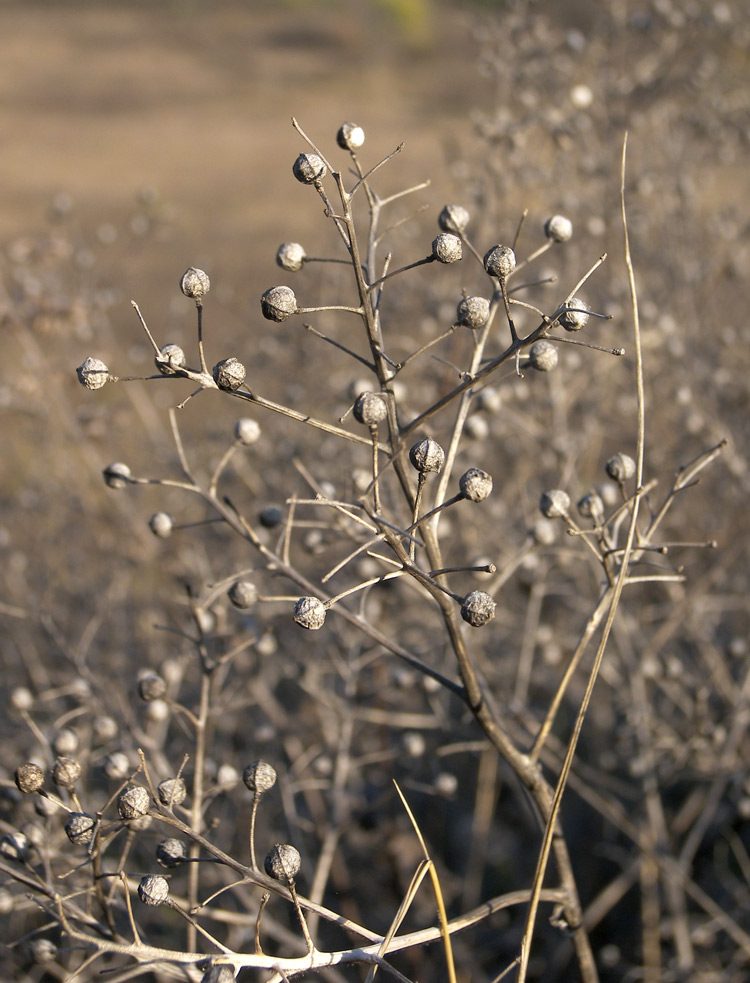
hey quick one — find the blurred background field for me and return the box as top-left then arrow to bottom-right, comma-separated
1,1 -> 749,980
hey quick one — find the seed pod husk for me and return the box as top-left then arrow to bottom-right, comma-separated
243,760 -> 277,794
544,214 -> 573,242
292,153 -> 326,184
261,285 -> 298,322
459,468 -> 493,503
65,812 -> 96,846
264,843 -> 301,881
15,763 -> 45,794
76,357 -> 110,390
529,340 -> 558,372
460,590 -> 496,628
438,204 -> 470,234
294,596 -> 327,630
117,785 -> 151,821
540,489 -> 571,518
353,391 -> 387,425
180,267 -> 210,299
138,874 -> 170,906
456,296 -> 490,330
213,357 -> 247,392
409,437 -> 445,474
483,244 -> 517,279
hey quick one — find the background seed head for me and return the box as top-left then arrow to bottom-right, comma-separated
29,938 -> 57,965
117,785 -> 151,820
459,468 -> 494,502
243,760 -> 277,794
483,244 -> 517,279
158,777 -> 187,808
1,832 -> 29,862
578,491 -> 605,523
276,242 -> 306,272
264,843 -> 301,881
461,591 -> 497,628
294,596 -> 327,630
559,297 -> 590,331
138,671 -> 167,701
531,518 -> 558,546
213,357 -> 247,392
156,343 -> 187,376
52,756 -> 82,790
180,267 -> 210,299
540,489 -> 571,518
53,728 -> 79,756
409,437 -> 445,474
293,153 -> 326,184
606,452 -> 636,482
456,295 -> 490,330
544,214 -> 574,242
149,512 -> 174,538
438,204 -> 470,234
138,874 -> 170,906
261,285 -> 297,322
65,812 -> 96,846
336,121 -> 365,151
103,462 -> 131,489
234,417 -> 261,445
156,837 -> 187,868
228,580 -> 258,609
201,964 -> 237,983
353,391 -> 388,426
76,357 -> 109,390
105,751 -> 131,781
529,340 -> 559,372
432,233 -> 462,264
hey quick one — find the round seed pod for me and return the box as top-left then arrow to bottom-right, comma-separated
93,715 -> 118,742
294,596 -> 327,630
243,760 -> 277,795
544,215 -> 573,242
559,297 -> 590,331
276,242 -> 306,272
138,671 -> 167,702
234,417 -> 261,445
213,357 -> 247,392
540,489 -> 571,518
138,874 -> 170,906
259,505 -> 283,528
117,785 -> 151,821
578,491 -> 605,523
409,437 -> 445,474
201,964 -> 236,983
460,591 -> 496,628
11,687 -> 34,710
0,832 -> 29,861
156,343 -> 187,376
180,267 -> 210,299
103,462 -> 131,489
53,756 -> 81,790
149,512 -> 174,538
76,357 -> 110,390
261,285 -> 297,322
483,244 -> 517,279
264,843 -> 301,881
15,763 -> 45,794
438,204 -> 470,235
459,468 -> 493,503
104,752 -> 131,781
65,812 -> 96,846
456,296 -> 490,330
605,453 -> 636,483
29,938 -> 57,965
432,233 -> 462,264
528,340 -> 558,372
156,837 -> 187,868
531,518 -> 557,546
158,778 -> 187,808
292,153 -> 326,184
336,122 -> 365,151
228,580 -> 258,609
53,728 -> 79,756
353,391 -> 387,426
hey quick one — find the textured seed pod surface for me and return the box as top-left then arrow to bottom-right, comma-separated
53,756 -> 82,789
529,340 -> 558,372
276,242 -> 306,272
459,468 -> 493,502
456,296 -> 490,329
438,204 -> 470,234
156,837 -> 187,867
540,489 -> 571,518
261,285 -> 297,322
432,233 -> 462,263
76,357 -> 109,390
158,778 -> 187,807
483,244 -> 517,279
243,760 -> 277,794
559,297 -> 590,331
461,591 -> 497,628
65,812 -> 96,846
138,874 -> 170,906
293,153 -> 326,184
294,596 -> 327,630
118,785 -> 151,820
180,267 -> 210,299
213,357 -> 247,392
229,580 -> 258,609
353,391 -> 388,425
15,763 -> 45,794
409,437 -> 445,474
265,843 -> 302,880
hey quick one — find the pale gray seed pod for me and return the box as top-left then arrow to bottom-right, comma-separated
559,297 -> 590,331
29,938 -> 57,965
483,244 -> 517,279
35,794 -> 58,819
294,596 -> 327,630
0,832 -> 29,861
606,453 -> 636,482
201,964 -> 236,983
158,777 -> 187,808
105,751 -> 131,781
243,760 -> 277,794
213,357 -> 247,392
264,843 -> 301,881
544,215 -> 573,242
336,122 -> 365,150
435,772 -> 458,796
261,285 -> 297,322
180,267 -> 210,299
156,343 -> 187,376
292,153 -> 326,184
65,812 -> 96,846
234,417 -> 261,445
138,874 -> 170,906
531,518 -> 557,546
93,715 -> 118,742
149,512 -> 173,538
276,242 -> 306,272
432,233 -> 462,264
459,468 -> 493,503
409,437 -> 445,474
53,756 -> 81,790
138,671 -> 167,702
353,391 -> 387,425
438,204 -> 470,234
11,687 -> 34,710
540,489 -> 571,518
76,357 -> 109,390
456,296 -> 490,330
53,728 -> 79,756
156,837 -> 187,868
461,591 -> 497,628
229,580 -> 258,609
15,763 -> 45,794
117,785 -> 151,820
578,491 -> 605,523
103,462 -> 131,489
529,340 -> 558,372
